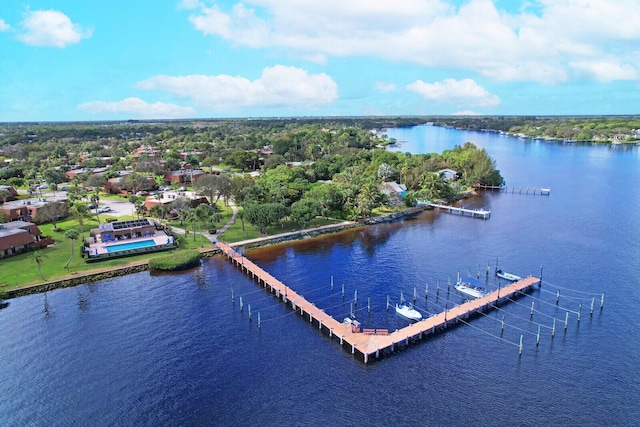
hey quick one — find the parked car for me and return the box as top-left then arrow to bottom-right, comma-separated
97,206 -> 111,213
89,203 -> 98,209
37,184 -> 49,190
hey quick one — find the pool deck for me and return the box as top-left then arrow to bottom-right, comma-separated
87,231 -> 172,256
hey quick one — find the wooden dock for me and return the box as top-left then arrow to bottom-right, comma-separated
428,203 -> 491,219
216,241 -> 539,363
475,184 -> 550,195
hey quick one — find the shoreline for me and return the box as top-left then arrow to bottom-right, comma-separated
5,206 -> 428,299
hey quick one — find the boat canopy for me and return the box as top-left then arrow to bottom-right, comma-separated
459,276 -> 485,287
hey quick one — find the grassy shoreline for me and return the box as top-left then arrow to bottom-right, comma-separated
1,206 -> 425,299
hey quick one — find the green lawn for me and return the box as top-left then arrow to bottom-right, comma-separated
0,215 -> 188,291
1,200 -> 344,292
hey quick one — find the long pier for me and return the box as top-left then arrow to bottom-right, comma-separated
428,203 -> 491,219
216,241 -> 539,363
475,184 -> 550,195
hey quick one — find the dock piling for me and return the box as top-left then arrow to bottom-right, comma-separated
248,303 -> 252,320
258,312 -> 261,328
330,276 -> 334,291
556,290 -> 560,305
519,335 -> 523,356
577,304 -> 582,322
354,290 -> 358,306
552,318 -> 556,338
590,298 -> 595,316
413,287 -> 417,303
367,297 -> 371,313
240,296 -> 243,312
530,301 -> 535,318
600,292 -> 605,310
564,312 -> 569,331
536,325 -> 540,347
231,289 -> 235,303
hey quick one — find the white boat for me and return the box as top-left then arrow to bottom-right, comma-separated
455,276 -> 488,299
495,269 -> 522,282
395,303 -> 422,321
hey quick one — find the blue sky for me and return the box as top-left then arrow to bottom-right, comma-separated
1,0 -> 639,122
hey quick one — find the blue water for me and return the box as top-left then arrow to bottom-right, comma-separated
1,125 -> 639,426
105,239 -> 157,252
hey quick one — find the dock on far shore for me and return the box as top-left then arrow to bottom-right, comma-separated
216,241 -> 540,364
475,184 -> 551,195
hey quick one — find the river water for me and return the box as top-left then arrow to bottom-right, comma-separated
1,125 -> 639,426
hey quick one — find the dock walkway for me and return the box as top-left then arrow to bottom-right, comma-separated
216,241 -> 539,363
428,203 -> 491,219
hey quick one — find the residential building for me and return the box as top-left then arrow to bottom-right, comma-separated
0,221 -> 52,258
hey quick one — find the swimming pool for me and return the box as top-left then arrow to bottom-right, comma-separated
105,239 -> 158,253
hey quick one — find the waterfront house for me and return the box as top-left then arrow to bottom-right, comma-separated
381,182 -> 407,205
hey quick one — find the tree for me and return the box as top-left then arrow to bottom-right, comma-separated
90,193 -> 101,224
194,174 -> 219,204
237,210 -> 245,231
0,211 -> 9,223
377,163 -> 394,182
43,168 -> 67,185
63,229 -> 80,270
0,188 -> 11,203
356,181 -> 383,218
290,198 -> 321,229
243,203 -> 288,234
85,174 -> 108,191
34,201 -> 69,229
119,172 -> 151,194
32,250 -> 48,281
149,204 -> 170,220
69,204 -> 89,240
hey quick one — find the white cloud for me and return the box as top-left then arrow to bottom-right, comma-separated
406,78 -> 500,108
570,60 -> 637,82
177,0 -> 203,10
183,0 -> 640,84
78,98 -> 196,119
17,10 -> 92,47
136,65 -> 338,110
375,81 -> 396,92
0,19 -> 10,32
452,110 -> 482,116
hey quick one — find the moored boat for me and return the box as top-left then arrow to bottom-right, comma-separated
495,269 -> 522,282
454,276 -> 488,299
395,303 -> 422,321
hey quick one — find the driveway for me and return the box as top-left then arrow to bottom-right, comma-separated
99,199 -> 134,217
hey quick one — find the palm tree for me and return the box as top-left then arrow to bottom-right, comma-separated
32,250 -> 48,281
63,229 -> 80,270
70,204 -> 88,240
90,192 -> 100,224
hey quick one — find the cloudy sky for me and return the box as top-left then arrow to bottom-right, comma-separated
1,0 -> 639,121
